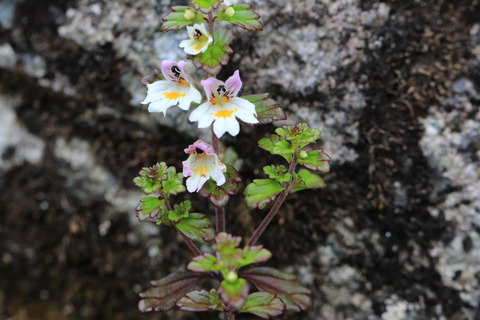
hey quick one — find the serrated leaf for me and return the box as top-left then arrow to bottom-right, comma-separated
133,162 -> 168,194
275,123 -> 321,149
177,289 -> 224,311
216,4 -> 263,31
187,253 -> 223,272
160,6 -> 207,31
298,150 -> 331,172
192,0 -> 221,10
133,176 -> 160,195
239,292 -> 285,319
176,213 -> 215,243
219,278 -> 249,311
193,34 -> 232,74
242,94 -> 286,125
291,169 -> 327,193
198,164 -> 241,208
244,179 -> 285,210
239,245 -> 272,268
136,197 -> 166,222
240,267 -> 312,312
161,166 -> 186,198
263,165 -> 291,183
258,135 -> 294,162
138,272 -> 205,312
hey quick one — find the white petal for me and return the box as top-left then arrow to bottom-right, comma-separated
211,167 -> 226,186
146,80 -> 172,92
213,119 -> 229,138
189,85 -> 202,104
186,175 -> 201,193
148,99 -> 173,115
230,97 -> 256,114
234,107 -> 258,124
189,102 -> 210,122
225,116 -> 240,136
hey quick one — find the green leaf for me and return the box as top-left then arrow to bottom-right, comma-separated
242,94 -> 286,125
167,200 -> 191,222
263,165 -> 291,183
198,164 -> 241,208
219,278 -> 249,311
136,197 -> 166,222
275,123 -> 321,149
162,166 -> 186,198
297,150 -> 331,172
133,162 -> 168,194
239,292 -> 285,319
291,169 -> 326,193
240,267 -> 312,312
177,289 -> 224,312
193,30 -> 232,74
160,6 -> 207,31
216,4 -> 263,31
176,213 -> 215,243
258,135 -> 294,162
244,179 -> 285,210
192,0 -> 221,10
138,272 -> 206,312
238,245 -> 272,268
187,253 -> 224,273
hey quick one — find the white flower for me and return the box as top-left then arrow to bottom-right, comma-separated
183,140 -> 226,193
189,70 -> 258,138
179,24 -> 213,55
141,60 -> 201,115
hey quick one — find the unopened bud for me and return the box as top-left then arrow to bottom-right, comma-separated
184,8 -> 196,20
299,150 -> 308,159
224,6 -> 235,18
225,271 -> 238,283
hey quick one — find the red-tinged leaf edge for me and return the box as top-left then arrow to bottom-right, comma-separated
241,93 -> 287,126
138,271 -> 209,313
239,292 -> 285,319
198,164 -> 242,208
240,267 -> 312,312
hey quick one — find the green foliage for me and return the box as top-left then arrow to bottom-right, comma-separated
258,134 -> 294,162
239,292 -> 285,319
244,179 -> 285,209
297,150 -> 331,172
219,278 -> 249,311
216,4 -> 263,31
160,6 -> 207,31
291,169 -> 327,193
241,267 -> 312,312
177,289 -> 224,312
133,162 -> 185,198
263,165 -> 291,183
242,94 -> 287,125
193,30 -> 232,74
136,197 -> 166,222
192,0 -> 221,10
138,272 -> 206,312
198,165 -> 241,207
176,213 -> 216,243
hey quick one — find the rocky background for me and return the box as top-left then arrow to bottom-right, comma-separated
1,0 -> 480,319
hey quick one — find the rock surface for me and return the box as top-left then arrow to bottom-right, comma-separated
1,0 -> 480,319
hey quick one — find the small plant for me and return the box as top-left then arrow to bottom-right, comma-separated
134,1 -> 331,319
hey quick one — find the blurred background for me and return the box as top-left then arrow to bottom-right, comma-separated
1,0 -> 480,319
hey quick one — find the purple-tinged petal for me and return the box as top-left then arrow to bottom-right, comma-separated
201,77 -> 221,101
161,60 -> 179,82
225,70 -> 242,98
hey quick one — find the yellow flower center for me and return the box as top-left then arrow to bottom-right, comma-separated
211,96 -> 230,106
194,46 -> 203,51
164,92 -> 186,100
192,164 -> 209,177
214,108 -> 238,118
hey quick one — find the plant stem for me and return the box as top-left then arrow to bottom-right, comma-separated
226,311 -> 235,320
216,206 -> 225,233
177,227 -> 203,256
160,191 -> 202,256
245,154 -> 298,247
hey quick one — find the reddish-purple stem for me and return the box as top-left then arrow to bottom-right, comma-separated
245,153 -> 298,247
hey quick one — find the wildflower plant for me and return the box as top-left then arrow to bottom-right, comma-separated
134,1 -> 331,319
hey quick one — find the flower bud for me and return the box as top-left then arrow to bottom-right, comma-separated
299,150 -> 308,159
184,8 -> 196,20
225,271 -> 238,283
224,6 -> 235,18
